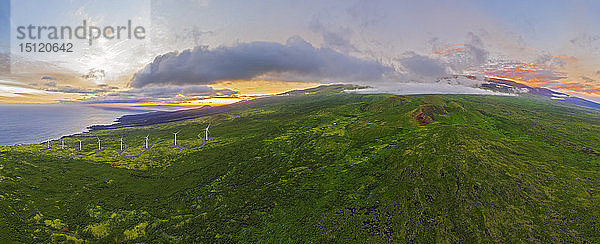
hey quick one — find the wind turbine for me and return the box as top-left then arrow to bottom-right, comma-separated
61,139 -> 64,149
96,137 -> 101,151
204,124 -> 210,141
77,139 -> 82,151
144,134 -> 149,149
172,130 -> 180,146
46,140 -> 50,149
119,137 -> 124,151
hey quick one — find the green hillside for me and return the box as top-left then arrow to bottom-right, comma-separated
1,86 -> 599,242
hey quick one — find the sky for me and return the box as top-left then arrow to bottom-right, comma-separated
1,0 -> 600,105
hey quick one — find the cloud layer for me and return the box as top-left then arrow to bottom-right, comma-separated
345,82 -> 514,96
82,85 -> 232,104
398,52 -> 448,78
130,36 -> 392,88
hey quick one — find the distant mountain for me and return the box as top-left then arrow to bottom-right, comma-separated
482,76 -> 600,110
90,85 -> 358,130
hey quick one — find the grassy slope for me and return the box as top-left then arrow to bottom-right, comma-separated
0,88 -> 599,242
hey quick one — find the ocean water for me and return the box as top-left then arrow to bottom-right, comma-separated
0,104 -> 144,146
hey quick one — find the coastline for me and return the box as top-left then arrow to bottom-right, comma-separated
0,104 -> 150,146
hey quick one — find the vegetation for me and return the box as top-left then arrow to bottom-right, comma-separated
1,86 -> 599,242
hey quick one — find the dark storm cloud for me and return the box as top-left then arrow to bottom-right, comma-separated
130,36 -> 392,88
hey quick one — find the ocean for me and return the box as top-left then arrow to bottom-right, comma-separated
0,104 -> 146,146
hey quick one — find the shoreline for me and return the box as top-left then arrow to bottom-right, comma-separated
0,105 -> 151,146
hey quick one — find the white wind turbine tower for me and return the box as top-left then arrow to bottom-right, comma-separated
119,137 -> 124,151
46,140 -> 50,149
172,131 -> 180,146
205,124 -> 210,141
77,139 -> 82,150
96,137 -> 101,151
144,135 -> 149,149
61,139 -> 64,149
